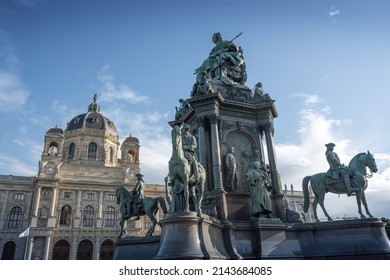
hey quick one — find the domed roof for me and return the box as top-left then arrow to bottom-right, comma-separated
123,135 -> 139,143
47,126 -> 64,134
65,94 -> 118,136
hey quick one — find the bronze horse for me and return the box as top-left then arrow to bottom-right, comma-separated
303,151 -> 378,222
164,124 -> 205,214
116,187 -> 167,238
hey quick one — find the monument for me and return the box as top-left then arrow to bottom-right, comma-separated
114,32 -> 390,260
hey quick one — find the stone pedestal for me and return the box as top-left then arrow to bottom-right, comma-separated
113,236 -> 160,260
292,218 -> 390,259
154,212 -> 229,259
114,217 -> 390,260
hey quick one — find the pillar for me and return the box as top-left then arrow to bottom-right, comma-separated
209,114 -> 223,191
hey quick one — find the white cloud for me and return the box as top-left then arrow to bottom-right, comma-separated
276,94 -> 390,219
97,65 -> 149,104
327,6 -> 341,23
0,71 -> 29,112
0,153 -> 36,176
95,67 -> 172,184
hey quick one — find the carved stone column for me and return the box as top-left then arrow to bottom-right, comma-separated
208,114 -> 223,191
33,187 -> 42,216
26,237 -> 34,260
75,190 -> 82,227
47,187 -> 58,227
262,122 -> 282,195
0,190 -> 9,228
196,117 -> 207,169
43,236 -> 51,260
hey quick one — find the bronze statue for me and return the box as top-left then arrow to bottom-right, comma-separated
194,32 -> 246,87
116,186 -> 167,238
246,161 -> 273,218
175,99 -> 191,120
303,150 -> 378,222
164,123 -> 205,214
224,146 -> 238,192
325,143 -> 357,195
129,173 -> 145,220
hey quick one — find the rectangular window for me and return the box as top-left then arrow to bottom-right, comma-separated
14,193 -> 25,201
64,192 -> 73,199
106,194 -> 116,201
85,193 -> 96,200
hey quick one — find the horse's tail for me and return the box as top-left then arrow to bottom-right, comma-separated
302,175 -> 312,213
157,196 -> 168,214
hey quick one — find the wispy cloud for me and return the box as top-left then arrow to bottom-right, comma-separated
327,5 -> 341,23
97,65 -> 150,104
96,65 -> 171,183
0,70 -> 30,112
0,153 -> 37,176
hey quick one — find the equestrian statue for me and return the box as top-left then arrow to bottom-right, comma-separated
303,145 -> 378,222
164,123 -> 206,214
116,182 -> 168,239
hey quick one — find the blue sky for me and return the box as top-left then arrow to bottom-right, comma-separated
1,0 -> 390,220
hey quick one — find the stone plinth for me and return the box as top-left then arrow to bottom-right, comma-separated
154,212 -> 229,260
292,218 -> 390,259
113,236 -> 160,260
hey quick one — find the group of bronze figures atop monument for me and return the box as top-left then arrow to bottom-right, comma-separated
114,32 -> 390,260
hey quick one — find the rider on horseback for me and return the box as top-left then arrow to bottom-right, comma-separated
129,173 -> 145,220
325,143 -> 357,195
182,124 -> 200,183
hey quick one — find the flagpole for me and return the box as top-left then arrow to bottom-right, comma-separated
23,236 -> 28,260
19,226 -> 30,260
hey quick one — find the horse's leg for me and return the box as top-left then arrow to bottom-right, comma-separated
183,174 -> 190,212
317,192 -> 333,221
197,176 -> 204,214
146,212 -> 157,236
355,189 -> 366,219
118,218 -> 125,239
361,191 -> 373,218
189,186 -> 199,214
311,195 -> 320,222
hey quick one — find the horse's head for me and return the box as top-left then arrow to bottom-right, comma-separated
365,151 -> 378,174
171,124 -> 182,151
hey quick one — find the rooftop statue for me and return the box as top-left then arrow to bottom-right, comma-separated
302,147 -> 378,222
192,32 -> 246,96
164,123 -> 206,214
253,82 -> 274,103
175,99 -> 191,120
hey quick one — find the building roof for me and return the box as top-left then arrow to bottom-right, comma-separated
65,94 -> 118,136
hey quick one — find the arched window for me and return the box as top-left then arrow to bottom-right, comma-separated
82,206 -> 94,227
48,142 -> 58,156
8,206 -> 22,228
52,239 -> 70,260
1,241 -> 16,260
127,150 -> 135,163
77,239 -> 93,260
104,206 -> 116,227
87,142 -> 97,159
59,205 -> 72,226
68,143 -> 75,159
99,239 -> 114,260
